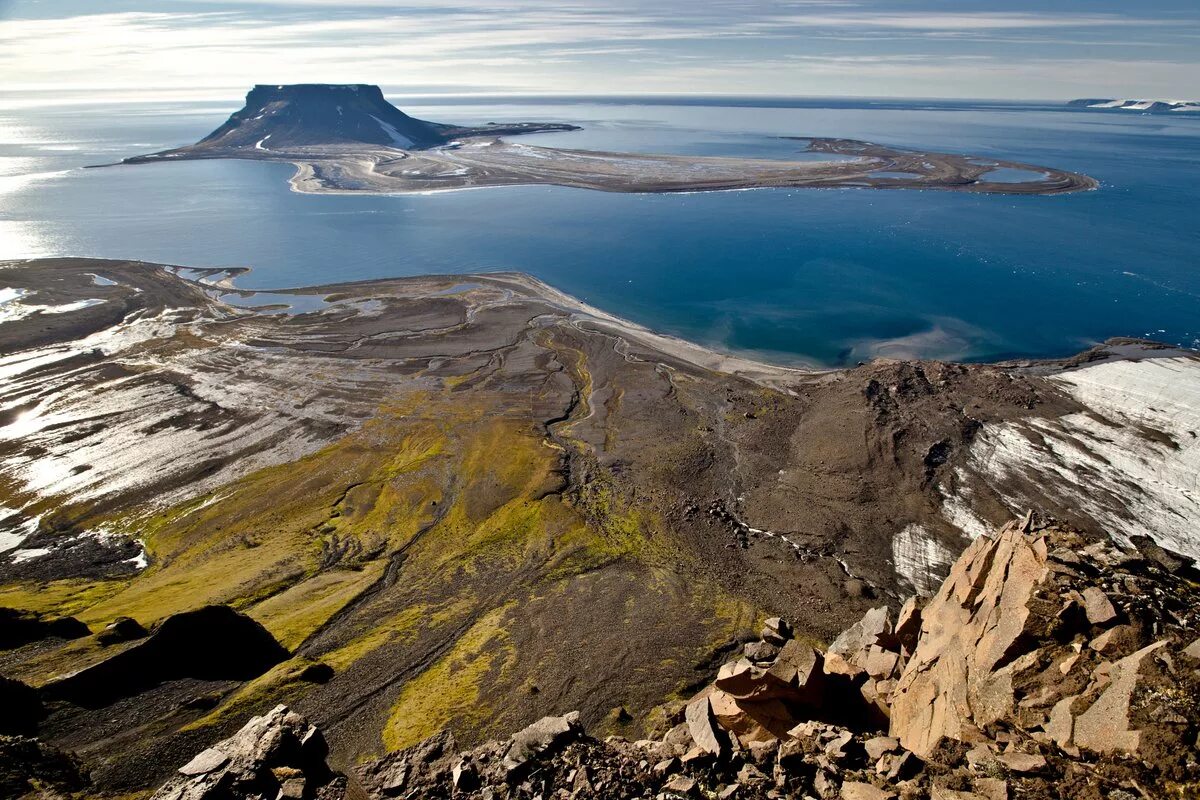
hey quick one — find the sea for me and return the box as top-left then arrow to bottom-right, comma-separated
1,95 -> 1197,367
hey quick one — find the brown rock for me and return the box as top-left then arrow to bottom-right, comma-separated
664,774 -> 697,795
995,751 -> 1045,773
1071,640 -> 1168,754
762,617 -> 793,644
685,697 -> 728,757
894,597 -> 924,657
864,646 -> 900,679
890,523 -> 1051,758
718,783 -> 740,799
709,689 -> 792,743
841,780 -> 894,800
864,736 -> 899,761
972,777 -> 1008,800
829,606 -> 892,661
501,712 -> 580,775
744,640 -> 780,663
1081,587 -> 1118,626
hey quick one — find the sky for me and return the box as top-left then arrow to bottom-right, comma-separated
2,0 -> 1198,102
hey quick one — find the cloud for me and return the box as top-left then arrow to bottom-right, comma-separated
0,2 -> 1196,100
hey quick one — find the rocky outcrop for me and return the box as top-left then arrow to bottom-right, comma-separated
126,516 -> 1200,798
152,705 -> 340,800
0,607 -> 89,649
41,605 -> 288,707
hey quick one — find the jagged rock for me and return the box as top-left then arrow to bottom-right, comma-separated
994,751 -> 1044,773
1128,535 -> 1192,574
893,598 -> 923,657
685,696 -> 728,756
762,617 -> 793,645
502,713 -> 581,776
829,607 -> 892,662
1081,587 -> 1118,626
664,774 -> 697,794
889,522 -> 1051,757
152,704 -> 335,800
863,737 -> 898,761
1070,641 -> 1168,754
744,640 -> 780,663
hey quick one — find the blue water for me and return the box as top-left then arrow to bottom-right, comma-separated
1,96 -> 1197,366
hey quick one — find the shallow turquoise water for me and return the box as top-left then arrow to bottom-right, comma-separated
1,97 -> 1197,366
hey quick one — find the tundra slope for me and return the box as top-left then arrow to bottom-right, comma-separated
115,83 -> 1097,196
0,259 -> 1195,796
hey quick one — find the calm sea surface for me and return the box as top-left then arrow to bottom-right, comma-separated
1,96 -> 1197,366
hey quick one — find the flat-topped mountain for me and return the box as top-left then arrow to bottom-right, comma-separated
126,83 -> 579,159
198,84 -> 453,149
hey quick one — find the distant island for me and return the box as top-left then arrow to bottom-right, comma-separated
1069,98 -> 1200,113
114,83 -> 1097,196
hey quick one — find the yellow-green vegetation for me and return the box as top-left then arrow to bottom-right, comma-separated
383,602 -> 517,751
0,363 -> 766,757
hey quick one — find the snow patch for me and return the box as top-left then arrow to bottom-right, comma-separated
369,115 -> 413,149
892,523 -> 955,597
965,356 -> 1200,558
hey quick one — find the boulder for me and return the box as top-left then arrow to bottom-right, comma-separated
95,615 -> 147,646
501,712 -> 581,776
762,617 -> 793,645
828,607 -> 893,662
1070,641 -> 1168,755
152,705 -> 334,800
685,696 -> 728,757
1080,587 -> 1117,626
889,522 -> 1051,757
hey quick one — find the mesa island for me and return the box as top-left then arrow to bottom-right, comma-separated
112,84 -> 1098,195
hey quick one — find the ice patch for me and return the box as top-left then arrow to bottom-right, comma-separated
966,355 -> 1200,558
892,523 -> 956,597
940,492 -> 992,539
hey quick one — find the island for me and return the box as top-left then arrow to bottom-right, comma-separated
112,83 -> 1098,195
1069,97 -> 1200,112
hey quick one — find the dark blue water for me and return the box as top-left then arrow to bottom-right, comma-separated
2,97 -> 1197,366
